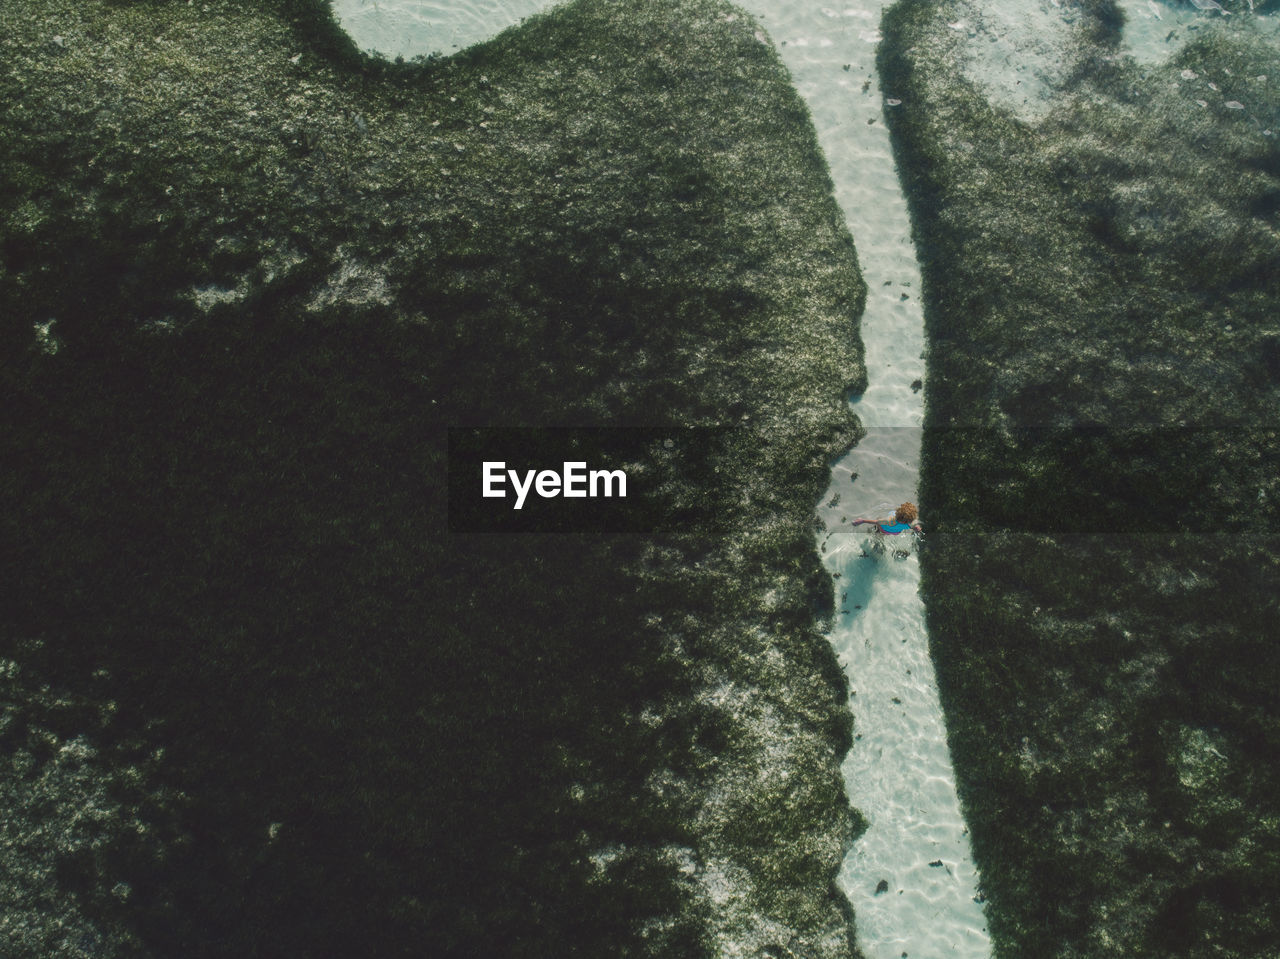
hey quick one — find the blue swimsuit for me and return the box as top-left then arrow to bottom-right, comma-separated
852,519 -> 916,535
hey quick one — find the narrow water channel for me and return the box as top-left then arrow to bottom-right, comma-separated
738,4 -> 991,956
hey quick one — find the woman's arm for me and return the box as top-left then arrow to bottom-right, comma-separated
851,518 -> 922,534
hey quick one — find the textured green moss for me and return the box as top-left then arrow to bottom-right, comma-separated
2,0 -> 869,956
880,0 -> 1280,955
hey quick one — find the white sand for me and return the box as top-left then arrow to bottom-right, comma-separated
329,0 -> 552,58
1115,0 -> 1280,64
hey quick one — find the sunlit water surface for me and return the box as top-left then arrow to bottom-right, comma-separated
750,1 -> 989,953
330,0 -> 552,58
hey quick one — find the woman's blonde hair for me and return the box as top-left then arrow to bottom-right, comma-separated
894,502 -> 918,525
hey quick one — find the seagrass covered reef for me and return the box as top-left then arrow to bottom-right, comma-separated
0,0 -> 869,955
878,0 -> 1280,954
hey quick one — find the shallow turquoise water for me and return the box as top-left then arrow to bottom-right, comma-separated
751,0 -> 989,950
1118,0 -> 1280,63
330,0 -> 553,57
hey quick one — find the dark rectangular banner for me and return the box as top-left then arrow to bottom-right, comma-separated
447,427 -> 736,533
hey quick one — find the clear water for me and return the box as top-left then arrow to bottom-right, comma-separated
950,0 -> 1280,123
329,0 -> 552,58
1117,0 -> 1280,65
749,3 -> 991,954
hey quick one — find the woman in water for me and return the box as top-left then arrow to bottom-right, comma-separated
853,502 -> 921,535
853,502 -> 921,557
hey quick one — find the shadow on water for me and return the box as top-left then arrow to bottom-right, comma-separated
835,530 -> 920,626
840,553 -> 880,624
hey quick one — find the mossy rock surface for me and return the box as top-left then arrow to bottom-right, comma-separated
1,1 -> 867,956
880,0 -> 1280,955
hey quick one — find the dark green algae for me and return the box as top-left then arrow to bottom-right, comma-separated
879,0 -> 1280,955
1,0 -> 870,957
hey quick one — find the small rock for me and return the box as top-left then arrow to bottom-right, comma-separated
910,378 -> 923,392
875,879 -> 889,895
929,859 -> 944,867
